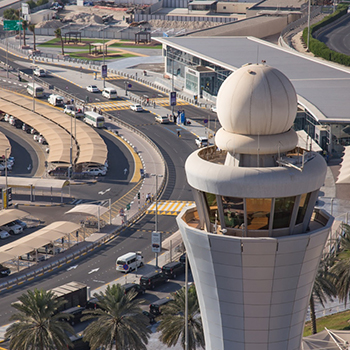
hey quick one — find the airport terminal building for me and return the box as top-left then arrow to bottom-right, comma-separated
156,36 -> 350,156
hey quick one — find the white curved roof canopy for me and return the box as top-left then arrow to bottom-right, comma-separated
4,92 -> 107,165
0,90 -> 107,166
0,131 -> 11,158
65,204 -> 109,216
0,208 -> 28,226
0,95 -> 72,164
0,221 -> 80,264
0,177 -> 69,191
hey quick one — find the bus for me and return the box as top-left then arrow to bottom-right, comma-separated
27,83 -> 44,98
84,111 -> 105,128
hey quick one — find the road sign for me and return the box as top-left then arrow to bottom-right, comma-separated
3,20 -> 23,31
128,84 -> 132,88
101,65 -> 107,78
170,91 -> 177,106
204,119 -> 208,124
152,231 -> 162,253
123,264 -> 129,271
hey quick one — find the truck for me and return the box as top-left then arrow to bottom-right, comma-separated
116,251 -> 143,273
48,94 -> 64,107
50,281 -> 89,311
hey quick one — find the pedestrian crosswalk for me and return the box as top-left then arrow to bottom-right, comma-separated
151,97 -> 188,107
93,73 -> 124,80
146,200 -> 195,216
88,100 -> 134,111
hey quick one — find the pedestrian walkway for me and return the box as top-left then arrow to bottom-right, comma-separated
146,200 -> 195,216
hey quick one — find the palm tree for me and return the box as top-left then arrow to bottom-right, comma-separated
28,24 -> 36,51
158,285 -> 205,350
5,288 -> 75,350
22,20 -> 28,47
54,28 -> 64,56
309,254 -> 337,334
330,224 -> 350,305
82,284 -> 150,350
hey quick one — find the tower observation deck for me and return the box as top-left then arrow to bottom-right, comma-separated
176,63 -> 333,350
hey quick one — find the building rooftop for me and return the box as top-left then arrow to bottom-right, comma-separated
157,36 -> 350,123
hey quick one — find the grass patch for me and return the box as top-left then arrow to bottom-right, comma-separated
304,309 -> 350,337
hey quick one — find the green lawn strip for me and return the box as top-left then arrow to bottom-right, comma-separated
39,38 -> 108,48
67,51 -> 134,61
303,309 -> 350,337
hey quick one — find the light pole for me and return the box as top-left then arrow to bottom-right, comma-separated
31,55 -> 35,112
151,173 -> 163,267
124,81 -> 128,96
102,26 -> 106,89
3,147 -> 9,210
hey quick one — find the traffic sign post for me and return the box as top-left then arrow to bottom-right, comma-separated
3,20 -> 23,31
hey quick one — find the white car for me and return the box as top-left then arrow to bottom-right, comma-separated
64,105 -> 84,117
0,230 -> 10,239
210,106 -> 217,113
195,137 -> 208,148
0,163 -> 12,171
86,85 -> 100,93
34,68 -> 46,77
155,115 -> 169,124
2,222 -> 23,235
83,167 -> 107,176
130,104 -> 143,112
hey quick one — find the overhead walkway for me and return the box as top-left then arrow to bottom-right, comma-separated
0,90 -> 108,166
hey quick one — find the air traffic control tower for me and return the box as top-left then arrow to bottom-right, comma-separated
177,63 -> 333,350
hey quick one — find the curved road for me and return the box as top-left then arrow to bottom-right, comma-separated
314,12 -> 350,55
0,48 -> 202,326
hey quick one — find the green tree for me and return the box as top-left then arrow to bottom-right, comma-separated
3,8 -> 19,20
82,284 -> 150,350
5,289 -> 75,350
158,285 -> 205,350
330,224 -> 350,304
310,254 -> 337,334
22,20 -> 28,47
54,28 -> 64,55
28,24 -> 36,51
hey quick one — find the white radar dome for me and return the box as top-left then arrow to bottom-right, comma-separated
216,63 -> 297,136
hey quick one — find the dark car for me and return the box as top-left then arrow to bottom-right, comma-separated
179,253 -> 186,264
48,166 -> 70,177
149,297 -> 173,316
142,310 -> 156,324
162,261 -> 185,279
0,264 -> 10,277
63,306 -> 85,325
140,270 -> 167,289
122,283 -> 145,296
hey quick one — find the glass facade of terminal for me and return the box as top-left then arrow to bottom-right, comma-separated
163,44 -> 349,155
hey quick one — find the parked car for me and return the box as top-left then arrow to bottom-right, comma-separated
161,261 -> 185,279
13,219 -> 27,229
195,137 -> 208,148
37,244 -> 61,255
210,105 -> 217,113
122,283 -> 145,296
0,230 -> 10,239
130,104 -> 143,112
48,166 -> 70,177
0,264 -> 10,277
149,297 -> 173,316
2,222 -> 23,235
19,252 -> 47,262
86,85 -> 100,93
83,167 -> 106,176
142,310 -> 156,324
155,115 -> 169,124
140,270 -> 167,289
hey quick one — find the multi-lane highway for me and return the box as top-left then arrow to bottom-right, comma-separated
0,48 -> 212,326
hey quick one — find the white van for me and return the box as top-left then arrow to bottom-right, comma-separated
34,68 -> 46,77
27,83 -> 44,98
116,252 -> 143,273
102,87 -> 117,100
48,94 -> 64,107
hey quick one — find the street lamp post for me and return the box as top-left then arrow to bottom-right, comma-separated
151,173 -> 163,267
3,147 -> 10,210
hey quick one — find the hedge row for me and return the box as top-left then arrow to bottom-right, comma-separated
26,0 -> 49,10
302,4 -> 350,66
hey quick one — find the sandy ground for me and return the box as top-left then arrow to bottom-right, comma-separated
36,4 -> 222,31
